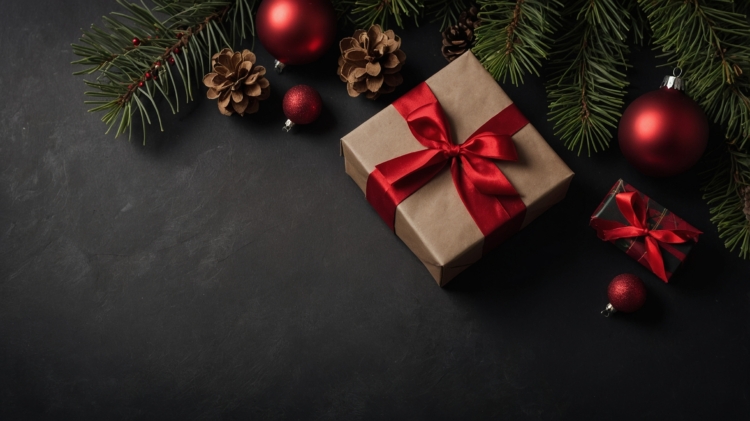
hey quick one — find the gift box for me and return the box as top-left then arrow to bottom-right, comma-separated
590,179 -> 702,282
341,52 -> 574,286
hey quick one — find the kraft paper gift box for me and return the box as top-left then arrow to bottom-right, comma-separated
341,52 -> 574,286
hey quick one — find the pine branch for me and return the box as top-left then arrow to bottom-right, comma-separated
546,0 -> 632,156
473,0 -> 561,86
702,147 -> 750,259
332,0 -> 424,29
72,0 -> 257,143
640,0 -> 750,259
425,0 -> 473,30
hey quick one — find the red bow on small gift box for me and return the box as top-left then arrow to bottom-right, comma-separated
591,189 -> 702,281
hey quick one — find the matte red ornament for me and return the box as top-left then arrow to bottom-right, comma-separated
602,273 -> 647,317
282,85 -> 322,131
256,0 -> 337,72
618,70 -> 709,177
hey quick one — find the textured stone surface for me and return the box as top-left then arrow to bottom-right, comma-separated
0,1 -> 748,419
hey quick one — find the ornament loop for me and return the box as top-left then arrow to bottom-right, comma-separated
673,67 -> 683,78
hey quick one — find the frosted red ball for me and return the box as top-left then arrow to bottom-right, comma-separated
618,87 -> 708,177
607,274 -> 647,313
256,0 -> 337,65
283,85 -> 322,125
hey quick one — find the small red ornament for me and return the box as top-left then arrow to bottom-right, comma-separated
602,274 -> 647,317
144,72 -> 152,80
168,57 -> 175,65
256,0 -> 337,72
132,37 -> 141,46
138,81 -> 144,87
618,69 -> 709,177
282,85 -> 323,131
173,47 -> 180,54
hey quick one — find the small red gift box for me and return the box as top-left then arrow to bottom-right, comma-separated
590,179 -> 702,282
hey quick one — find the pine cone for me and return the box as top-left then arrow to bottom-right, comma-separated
203,48 -> 270,116
442,6 -> 481,62
337,25 -> 406,100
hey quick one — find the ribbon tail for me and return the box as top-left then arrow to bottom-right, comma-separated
645,236 -> 669,282
451,160 -> 525,252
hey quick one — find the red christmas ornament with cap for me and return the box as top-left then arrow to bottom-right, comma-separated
618,68 -> 709,177
602,274 -> 647,317
256,0 -> 337,73
282,85 -> 323,131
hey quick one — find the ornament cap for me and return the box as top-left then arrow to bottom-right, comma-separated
274,60 -> 286,74
661,68 -> 684,91
282,119 -> 295,132
601,303 -> 617,318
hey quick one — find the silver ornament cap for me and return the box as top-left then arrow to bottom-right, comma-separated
661,67 -> 684,91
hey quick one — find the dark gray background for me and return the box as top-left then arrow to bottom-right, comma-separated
1,1 -> 749,419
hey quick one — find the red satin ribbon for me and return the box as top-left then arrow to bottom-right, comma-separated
591,191 -> 701,281
365,83 -> 529,252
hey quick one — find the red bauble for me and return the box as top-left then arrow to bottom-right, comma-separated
618,74 -> 709,177
282,85 -> 322,131
602,274 -> 647,316
256,0 -> 336,66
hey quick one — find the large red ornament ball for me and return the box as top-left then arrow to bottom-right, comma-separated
618,86 -> 708,177
256,0 -> 337,65
607,274 -> 647,313
283,85 -> 322,125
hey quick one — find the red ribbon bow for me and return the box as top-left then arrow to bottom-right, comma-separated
366,83 -> 529,252
592,191 -> 701,281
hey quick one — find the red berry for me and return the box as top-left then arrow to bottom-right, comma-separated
154,61 -> 161,68
144,72 -> 152,80
132,37 -> 141,46
176,32 -> 183,39
173,47 -> 180,54
153,73 -> 158,81
138,81 -> 144,87
168,57 -> 175,65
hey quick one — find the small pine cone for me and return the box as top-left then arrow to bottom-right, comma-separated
203,48 -> 270,116
442,6 -> 481,62
743,186 -> 750,222
337,25 -> 406,100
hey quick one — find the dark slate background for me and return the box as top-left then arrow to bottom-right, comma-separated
1,1 -> 749,419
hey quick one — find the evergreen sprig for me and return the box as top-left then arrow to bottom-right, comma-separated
72,0 -> 257,143
640,0 -> 750,258
546,0 -> 633,156
333,0 -> 424,29
472,0 -> 561,86
425,0 -> 474,30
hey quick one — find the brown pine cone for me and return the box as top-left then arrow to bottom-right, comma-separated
203,48 -> 270,116
442,6 -> 481,62
337,25 -> 406,100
